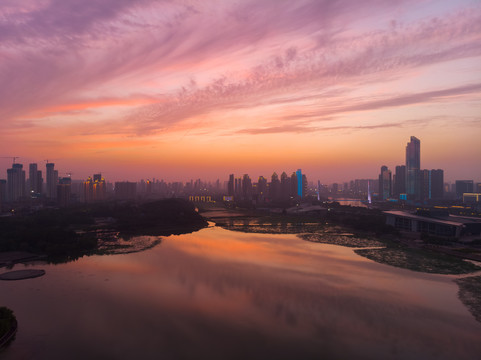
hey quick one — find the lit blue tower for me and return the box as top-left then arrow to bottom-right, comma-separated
296,169 -> 302,197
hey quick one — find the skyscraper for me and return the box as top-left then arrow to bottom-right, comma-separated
7,163 -> 25,202
46,162 -> 58,199
394,165 -> 406,198
296,169 -> 303,198
29,163 -> 43,195
406,136 -> 420,200
378,165 -> 392,200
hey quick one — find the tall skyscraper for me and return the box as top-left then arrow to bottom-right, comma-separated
28,163 -> 43,195
227,174 -> 234,196
296,169 -> 303,198
430,169 -> 444,200
378,165 -> 392,200
394,165 -> 406,198
46,162 -> 58,199
406,136 -> 420,200
7,163 -> 25,202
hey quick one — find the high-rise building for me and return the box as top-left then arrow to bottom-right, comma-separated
28,163 -> 43,195
46,163 -> 58,199
57,177 -> 71,207
227,174 -> 234,196
7,163 -> 25,202
455,180 -> 474,199
406,136 -> 420,200
430,169 -> 444,200
393,165 -> 406,198
0,179 -> 6,208
269,172 -> 280,200
378,165 -> 392,200
280,172 -> 290,200
296,169 -> 303,198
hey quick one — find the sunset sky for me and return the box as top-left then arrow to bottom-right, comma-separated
1,0 -> 480,183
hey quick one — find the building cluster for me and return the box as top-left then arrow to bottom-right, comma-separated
1,137 -> 480,211
378,136 -> 444,202
226,169 -> 308,203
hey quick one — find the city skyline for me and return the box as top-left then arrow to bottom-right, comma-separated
1,1 -> 480,183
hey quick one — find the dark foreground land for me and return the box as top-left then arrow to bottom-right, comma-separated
0,307 -> 16,348
0,199 -> 208,263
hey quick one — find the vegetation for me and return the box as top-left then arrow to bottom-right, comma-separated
0,307 -> 16,341
0,199 -> 208,262
354,246 -> 481,275
455,276 -> 481,323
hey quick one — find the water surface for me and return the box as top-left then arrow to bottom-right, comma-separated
1,226 -> 480,359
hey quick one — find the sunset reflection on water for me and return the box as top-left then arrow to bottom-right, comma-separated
1,226 -> 481,360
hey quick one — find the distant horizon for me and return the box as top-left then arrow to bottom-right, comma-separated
1,1 -> 480,184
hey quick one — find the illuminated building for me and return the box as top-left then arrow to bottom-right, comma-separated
83,174 -> 106,202
296,169 -> 303,198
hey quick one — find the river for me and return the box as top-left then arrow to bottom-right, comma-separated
1,225 -> 480,359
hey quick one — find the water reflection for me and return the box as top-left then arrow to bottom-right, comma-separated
1,226 -> 481,360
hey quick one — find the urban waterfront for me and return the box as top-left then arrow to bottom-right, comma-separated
1,225 -> 480,360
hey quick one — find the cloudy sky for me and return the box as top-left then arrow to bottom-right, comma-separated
1,0 -> 480,183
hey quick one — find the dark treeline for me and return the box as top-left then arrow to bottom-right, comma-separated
0,199 -> 207,261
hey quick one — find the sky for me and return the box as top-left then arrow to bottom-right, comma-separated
0,0 -> 480,183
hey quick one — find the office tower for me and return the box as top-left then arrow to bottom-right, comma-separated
7,163 -> 25,202
420,169 -> 430,201
455,180 -> 474,199
378,166 -> 392,200
296,169 -> 303,198
242,174 -> 252,200
302,174 -> 308,198
257,176 -> 267,198
406,136 -> 420,200
269,172 -> 280,200
29,163 -> 38,194
476,183 -> 481,193
430,169 -> 444,200
280,172 -> 290,200
0,180 -> 6,207
57,177 -> 71,207
46,162 -> 58,199
394,165 -> 406,198
290,172 -> 297,197
228,174 -> 234,196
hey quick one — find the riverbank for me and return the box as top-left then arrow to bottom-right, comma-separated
0,307 -> 17,349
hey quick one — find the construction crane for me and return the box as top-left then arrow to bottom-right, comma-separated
1,156 -> 20,164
